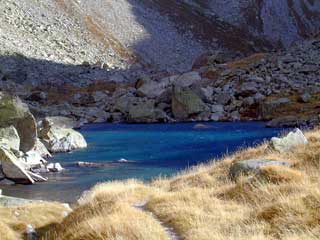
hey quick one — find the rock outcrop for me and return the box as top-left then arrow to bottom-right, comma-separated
0,94 -> 87,184
39,117 -> 87,153
269,129 -> 308,153
0,92 -> 37,152
0,146 -> 35,184
128,100 -> 166,123
172,87 -> 208,120
0,126 -> 20,151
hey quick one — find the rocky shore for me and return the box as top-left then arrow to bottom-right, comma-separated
1,37 -> 319,128
0,92 -> 87,184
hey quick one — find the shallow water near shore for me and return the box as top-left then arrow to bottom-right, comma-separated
1,122 -> 286,203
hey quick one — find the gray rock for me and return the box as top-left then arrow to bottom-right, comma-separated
174,71 -> 201,87
137,80 -> 169,99
200,86 -> 214,102
0,92 -> 37,152
0,126 -> 20,151
242,97 -> 255,106
216,92 -> 232,105
156,88 -> 173,104
128,100 -> 167,123
22,150 -> 47,168
0,146 -> 34,184
92,91 -> 109,103
85,107 -> 110,123
39,118 -> 87,153
172,86 -> 208,120
113,94 -> 136,114
230,111 -> 241,121
35,138 -> 52,158
253,93 -> 266,103
46,163 -> 64,172
238,82 -> 258,97
27,171 -> 48,182
211,104 -> 224,113
210,112 -> 224,121
269,128 -> 308,153
229,159 -> 290,180
113,88 -> 128,98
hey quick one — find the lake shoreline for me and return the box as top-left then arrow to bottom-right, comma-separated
0,121 -> 287,203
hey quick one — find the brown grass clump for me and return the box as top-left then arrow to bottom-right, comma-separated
259,165 -> 304,183
0,221 -> 19,240
0,202 -> 70,239
42,180 -> 169,240
45,202 -> 169,240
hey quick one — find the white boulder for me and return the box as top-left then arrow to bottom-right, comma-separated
0,126 -> 20,151
270,128 -> 308,153
0,146 -> 34,184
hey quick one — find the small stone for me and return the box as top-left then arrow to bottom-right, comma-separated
229,159 -> 290,180
47,163 -> 64,172
211,104 -> 224,113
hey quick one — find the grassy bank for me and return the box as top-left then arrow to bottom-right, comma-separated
1,129 -> 320,240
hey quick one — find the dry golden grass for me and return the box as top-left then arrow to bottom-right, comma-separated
0,202 -> 70,239
3,128 -> 320,240
43,180 -> 169,240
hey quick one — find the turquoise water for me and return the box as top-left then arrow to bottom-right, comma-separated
1,122 -> 286,202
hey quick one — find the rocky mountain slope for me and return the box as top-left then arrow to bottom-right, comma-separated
187,0 -> 320,47
2,0 -> 319,79
0,0 -> 319,126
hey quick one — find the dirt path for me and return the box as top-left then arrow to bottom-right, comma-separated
134,202 -> 181,240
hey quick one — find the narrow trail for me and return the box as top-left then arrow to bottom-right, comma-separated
133,202 -> 181,240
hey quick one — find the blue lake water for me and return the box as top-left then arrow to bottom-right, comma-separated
1,122 -> 286,203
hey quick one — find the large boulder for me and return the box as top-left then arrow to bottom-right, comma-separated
35,138 -> 52,158
40,128 -> 87,153
21,151 -> 47,168
0,146 -> 34,184
0,92 -> 37,152
128,100 -> 167,123
137,81 -> 169,99
174,71 -> 201,87
113,94 -> 136,114
269,128 -> 308,153
0,126 -> 20,151
39,118 -> 87,153
229,159 -> 290,180
172,86 -> 208,119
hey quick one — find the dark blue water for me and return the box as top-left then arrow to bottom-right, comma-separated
1,122 -> 286,202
